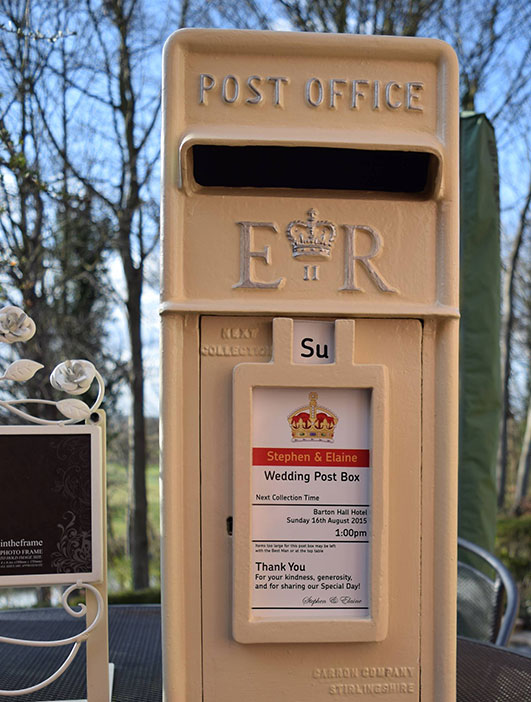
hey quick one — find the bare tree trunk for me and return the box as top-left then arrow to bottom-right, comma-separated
127,266 -> 149,589
513,399 -> 531,514
100,0 -> 156,590
498,179 -> 531,506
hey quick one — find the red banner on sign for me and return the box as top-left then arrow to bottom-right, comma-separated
252,447 -> 370,468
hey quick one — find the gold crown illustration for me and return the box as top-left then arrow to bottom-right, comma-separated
286,209 -> 337,259
288,391 -> 338,442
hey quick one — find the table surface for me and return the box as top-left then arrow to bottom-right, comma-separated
0,605 -> 529,701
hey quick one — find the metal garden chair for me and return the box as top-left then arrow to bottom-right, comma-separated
457,536 -> 519,647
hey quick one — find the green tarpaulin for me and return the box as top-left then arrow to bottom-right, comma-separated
458,113 -> 501,553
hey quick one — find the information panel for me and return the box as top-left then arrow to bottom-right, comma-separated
251,387 -> 371,619
0,425 -> 103,585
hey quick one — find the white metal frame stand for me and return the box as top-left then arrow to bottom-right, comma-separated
0,306 -> 113,701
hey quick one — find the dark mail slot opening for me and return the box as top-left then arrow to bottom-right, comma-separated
192,145 -> 437,194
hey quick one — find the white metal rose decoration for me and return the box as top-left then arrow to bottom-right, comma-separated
0,305 -> 104,424
50,360 -> 97,395
0,306 -> 36,343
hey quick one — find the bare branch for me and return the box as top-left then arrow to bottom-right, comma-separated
0,21 -> 76,43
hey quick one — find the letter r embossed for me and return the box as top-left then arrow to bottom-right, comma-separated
341,225 -> 398,294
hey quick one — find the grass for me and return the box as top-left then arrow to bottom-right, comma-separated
106,461 -> 161,591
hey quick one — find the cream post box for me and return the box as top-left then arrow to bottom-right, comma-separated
160,29 -> 459,702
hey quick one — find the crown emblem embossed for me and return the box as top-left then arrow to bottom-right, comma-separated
288,391 -> 338,442
286,209 -> 337,260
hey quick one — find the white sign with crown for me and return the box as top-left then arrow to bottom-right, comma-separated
250,386 -> 372,619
